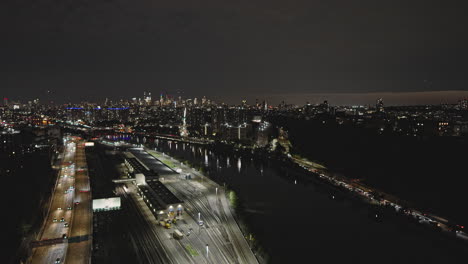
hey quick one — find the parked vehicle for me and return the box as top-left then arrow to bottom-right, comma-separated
173,229 -> 184,240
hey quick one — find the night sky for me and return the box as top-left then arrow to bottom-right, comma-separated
1,0 -> 467,105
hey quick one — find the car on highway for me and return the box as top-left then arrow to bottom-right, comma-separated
55,257 -> 61,263
64,223 -> 69,227
198,220 -> 204,226
67,206 -> 72,210
57,207 -> 62,210
74,202 -> 80,205
62,234 -> 67,239
60,217 -> 65,222
53,218 -> 57,222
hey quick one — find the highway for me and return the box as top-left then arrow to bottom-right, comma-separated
66,141 -> 92,264
125,147 -> 258,264
30,136 -> 92,264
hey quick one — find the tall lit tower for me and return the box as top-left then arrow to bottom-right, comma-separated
144,92 -> 152,105
180,107 -> 189,137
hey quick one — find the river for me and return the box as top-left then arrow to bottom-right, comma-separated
112,134 -> 467,263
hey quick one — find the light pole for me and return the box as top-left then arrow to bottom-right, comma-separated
198,212 -> 201,222
215,187 -> 218,196
206,244 -> 209,259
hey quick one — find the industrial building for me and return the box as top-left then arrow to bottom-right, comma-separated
123,151 -> 184,219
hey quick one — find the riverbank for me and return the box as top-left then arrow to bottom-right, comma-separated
290,154 -> 468,241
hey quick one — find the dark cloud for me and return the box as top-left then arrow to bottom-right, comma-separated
1,0 -> 467,104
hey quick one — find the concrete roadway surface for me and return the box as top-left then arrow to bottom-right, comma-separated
31,137 -> 76,264
66,141 -> 92,264
125,147 -> 258,264
30,137 -> 92,264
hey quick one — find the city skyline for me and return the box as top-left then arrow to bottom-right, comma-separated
3,90 -> 468,106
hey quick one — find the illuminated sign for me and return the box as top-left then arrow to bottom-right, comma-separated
92,197 -> 121,212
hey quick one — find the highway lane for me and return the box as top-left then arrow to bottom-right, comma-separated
30,137 -> 93,264
66,141 -> 92,264
31,137 -> 77,264
31,244 -> 67,264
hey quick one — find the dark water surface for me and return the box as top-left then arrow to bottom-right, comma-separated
132,137 -> 466,264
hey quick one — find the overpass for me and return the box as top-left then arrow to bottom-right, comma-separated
31,235 -> 91,248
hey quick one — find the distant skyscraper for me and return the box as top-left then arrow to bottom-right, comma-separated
376,98 -> 385,112
144,91 -> 152,105
180,107 -> 189,137
458,98 -> 468,110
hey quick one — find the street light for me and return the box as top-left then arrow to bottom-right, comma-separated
206,244 -> 209,258
215,187 -> 218,196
